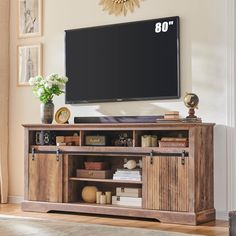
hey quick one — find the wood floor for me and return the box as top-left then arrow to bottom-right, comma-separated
0,204 -> 228,236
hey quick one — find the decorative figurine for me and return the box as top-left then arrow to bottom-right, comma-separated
123,159 -> 142,169
183,92 -> 199,119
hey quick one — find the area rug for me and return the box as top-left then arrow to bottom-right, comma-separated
0,215 -> 201,236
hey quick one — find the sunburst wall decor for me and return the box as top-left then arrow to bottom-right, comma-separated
99,0 -> 144,16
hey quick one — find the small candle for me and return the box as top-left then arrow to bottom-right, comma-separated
141,135 -> 152,147
105,191 -> 111,204
100,194 -> 106,204
151,135 -> 157,147
96,191 -> 102,204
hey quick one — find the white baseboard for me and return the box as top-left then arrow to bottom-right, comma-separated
8,196 -> 24,204
216,210 -> 229,220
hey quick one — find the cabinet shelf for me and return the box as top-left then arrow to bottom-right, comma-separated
71,202 -> 142,209
69,177 -> 142,184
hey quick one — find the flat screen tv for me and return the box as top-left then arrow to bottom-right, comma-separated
65,16 -> 180,104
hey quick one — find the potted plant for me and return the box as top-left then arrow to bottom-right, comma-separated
29,74 -> 68,124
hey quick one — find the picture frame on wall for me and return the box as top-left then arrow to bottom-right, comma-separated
18,0 -> 42,38
18,44 -> 42,86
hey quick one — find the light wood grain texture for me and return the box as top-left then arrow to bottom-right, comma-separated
144,155 -> 189,212
22,123 -> 214,129
0,204 -> 229,236
69,177 -> 142,184
28,153 -> 63,202
21,200 -> 215,225
63,154 -> 81,203
23,123 -> 215,225
194,126 -> 214,212
31,145 -> 190,154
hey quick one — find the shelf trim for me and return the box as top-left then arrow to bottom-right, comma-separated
69,177 -> 142,184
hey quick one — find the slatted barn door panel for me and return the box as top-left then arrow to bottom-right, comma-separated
143,155 -> 189,212
28,153 -> 63,202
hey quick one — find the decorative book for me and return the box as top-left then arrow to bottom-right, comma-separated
158,137 -> 188,147
112,196 -> 142,207
116,187 -> 142,198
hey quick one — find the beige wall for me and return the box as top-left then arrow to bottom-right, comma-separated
10,0 -> 228,216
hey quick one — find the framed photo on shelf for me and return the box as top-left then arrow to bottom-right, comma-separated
18,0 -> 42,38
17,44 -> 42,86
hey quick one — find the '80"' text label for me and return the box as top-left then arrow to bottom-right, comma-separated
155,21 -> 174,33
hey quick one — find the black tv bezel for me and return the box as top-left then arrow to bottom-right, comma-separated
65,16 -> 180,104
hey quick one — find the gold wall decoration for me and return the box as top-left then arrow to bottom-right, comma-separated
99,0 -> 143,16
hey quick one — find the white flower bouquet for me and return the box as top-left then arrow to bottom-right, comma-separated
29,74 -> 68,104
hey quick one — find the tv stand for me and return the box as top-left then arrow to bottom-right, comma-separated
74,116 -> 163,124
22,122 -> 215,225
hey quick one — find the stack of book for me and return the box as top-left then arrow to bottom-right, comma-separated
112,187 -> 142,207
164,111 -> 180,120
156,111 -> 180,123
113,169 -> 142,181
158,137 -> 188,147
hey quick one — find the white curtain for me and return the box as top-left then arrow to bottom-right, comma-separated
0,0 -> 9,203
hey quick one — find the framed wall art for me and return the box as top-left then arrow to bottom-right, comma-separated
18,0 -> 42,38
18,44 -> 42,86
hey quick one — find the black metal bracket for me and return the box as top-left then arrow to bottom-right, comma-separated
181,151 -> 186,165
56,149 -> 60,161
31,147 -> 35,161
150,150 -> 154,165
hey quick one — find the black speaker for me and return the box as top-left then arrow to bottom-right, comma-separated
74,116 -> 163,124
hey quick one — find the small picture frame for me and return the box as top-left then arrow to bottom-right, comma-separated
18,0 -> 42,38
55,107 -> 71,124
18,44 -> 42,86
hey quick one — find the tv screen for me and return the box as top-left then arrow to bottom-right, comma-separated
65,16 -> 180,104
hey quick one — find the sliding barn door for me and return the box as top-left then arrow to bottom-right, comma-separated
143,155 -> 189,212
28,153 -> 63,202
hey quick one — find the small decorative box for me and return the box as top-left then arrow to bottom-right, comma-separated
76,169 -> 112,179
85,136 -> 106,146
84,162 -> 109,170
116,187 -> 142,198
56,135 -> 80,146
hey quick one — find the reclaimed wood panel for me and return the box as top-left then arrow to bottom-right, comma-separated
194,126 -> 214,212
22,123 -> 215,130
30,145 -> 190,155
21,200 -> 215,225
187,127 -> 196,212
23,122 -> 215,225
28,153 -> 63,202
24,129 -> 29,200
144,155 -> 189,212
5,204 -> 225,233
64,155 -> 82,203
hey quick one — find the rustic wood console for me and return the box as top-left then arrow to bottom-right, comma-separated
22,122 -> 215,225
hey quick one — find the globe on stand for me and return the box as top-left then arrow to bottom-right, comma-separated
183,93 -> 199,119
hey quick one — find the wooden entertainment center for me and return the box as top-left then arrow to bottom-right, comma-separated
22,122 -> 215,225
